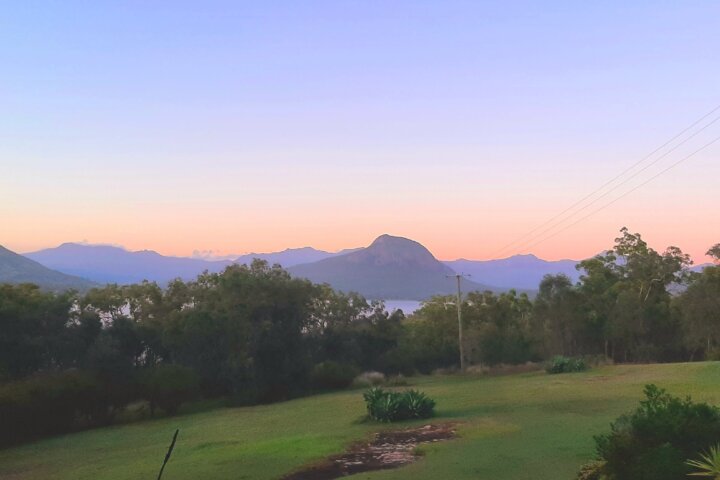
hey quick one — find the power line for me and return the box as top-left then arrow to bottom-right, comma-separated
488,103 -> 720,259
518,133 -> 720,252
500,113 -> 720,256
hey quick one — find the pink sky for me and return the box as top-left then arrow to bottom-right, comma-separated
2,2 -> 719,264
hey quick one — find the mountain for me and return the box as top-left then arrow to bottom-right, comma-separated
691,263 -> 714,273
25,243 -> 364,285
288,234 -> 501,300
444,254 -> 582,290
25,243 -> 231,284
0,245 -> 96,291
235,247 -> 361,268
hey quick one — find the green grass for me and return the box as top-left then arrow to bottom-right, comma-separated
2,362 -> 720,480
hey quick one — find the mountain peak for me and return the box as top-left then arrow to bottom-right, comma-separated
363,235 -> 440,267
368,234 -> 427,251
288,235 -> 495,300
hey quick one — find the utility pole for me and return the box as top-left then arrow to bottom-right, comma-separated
447,273 -> 470,371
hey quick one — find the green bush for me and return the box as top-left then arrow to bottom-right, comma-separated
310,361 -> 359,390
0,371 -> 106,446
594,384 -> 720,480
138,364 -> 200,416
546,355 -> 587,374
362,387 -> 435,422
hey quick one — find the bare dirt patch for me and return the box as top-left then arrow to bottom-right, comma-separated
282,423 -> 457,480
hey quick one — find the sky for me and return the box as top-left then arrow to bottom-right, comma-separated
1,1 -> 719,263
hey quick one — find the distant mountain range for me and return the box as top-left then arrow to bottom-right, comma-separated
0,245 -> 96,292
15,237 -> 714,299
235,247 -> 361,268
444,254 -> 582,290
288,234 -> 501,300
17,238 -> 582,297
23,243 -> 361,285
25,243 -> 231,284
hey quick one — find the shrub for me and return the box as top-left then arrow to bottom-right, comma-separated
138,364 -> 200,416
546,355 -> 587,374
362,387 -> 435,422
594,384 -> 720,480
686,444 -> 720,479
403,389 -> 435,418
0,371 -> 106,446
310,361 -> 359,390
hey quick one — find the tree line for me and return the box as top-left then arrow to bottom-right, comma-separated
413,229 -> 719,367
0,228 -> 718,445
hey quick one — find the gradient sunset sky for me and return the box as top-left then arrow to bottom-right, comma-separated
2,1 -> 719,262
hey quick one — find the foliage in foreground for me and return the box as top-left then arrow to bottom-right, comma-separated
363,387 -> 435,422
0,364 -> 200,446
686,443 -> 720,478
546,355 -> 588,374
591,384 -> 720,480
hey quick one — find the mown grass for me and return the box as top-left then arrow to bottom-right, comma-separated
2,362 -> 720,480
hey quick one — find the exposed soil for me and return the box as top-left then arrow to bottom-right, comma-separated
282,423 -> 456,480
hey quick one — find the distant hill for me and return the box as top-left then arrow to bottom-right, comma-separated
25,243 -> 231,284
235,247 -> 361,268
444,254 -> 583,290
691,263 -> 714,273
22,239 -> 712,296
25,243 -> 363,285
0,245 -> 96,292
288,234 -> 502,300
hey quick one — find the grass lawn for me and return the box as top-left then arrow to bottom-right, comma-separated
2,362 -> 720,480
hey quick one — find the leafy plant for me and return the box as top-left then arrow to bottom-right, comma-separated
594,384 -> 720,480
546,355 -> 588,374
362,387 -> 435,422
687,444 -> 720,478
404,389 -> 435,418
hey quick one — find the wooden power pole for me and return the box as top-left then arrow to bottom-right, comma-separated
447,273 -> 470,371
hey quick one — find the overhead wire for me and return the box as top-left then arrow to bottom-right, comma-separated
518,133 -> 720,252
497,113 -> 720,256
487,103 -> 720,259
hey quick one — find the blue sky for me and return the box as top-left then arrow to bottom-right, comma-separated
2,1 -> 719,261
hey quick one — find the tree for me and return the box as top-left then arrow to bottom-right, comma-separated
401,296 -> 461,372
576,253 -> 621,358
0,284 -> 74,379
678,246 -> 720,359
463,290 -> 534,365
533,274 -> 582,357
708,244 -> 720,264
163,260 -> 317,402
575,228 -> 691,362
